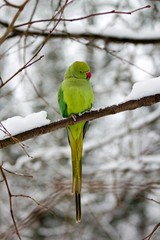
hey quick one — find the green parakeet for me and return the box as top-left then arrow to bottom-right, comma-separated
58,61 -> 94,222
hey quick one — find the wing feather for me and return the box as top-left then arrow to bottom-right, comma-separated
58,86 -> 68,117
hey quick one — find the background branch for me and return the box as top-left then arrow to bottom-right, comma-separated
3,29 -> 160,45
0,0 -> 69,89
0,55 -> 44,88
0,164 -> 22,240
0,94 -> 159,149
0,1 -> 159,238
0,0 -> 30,45
0,5 -> 155,45
11,4 -> 151,27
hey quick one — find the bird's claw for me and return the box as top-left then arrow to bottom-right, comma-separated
71,114 -> 77,122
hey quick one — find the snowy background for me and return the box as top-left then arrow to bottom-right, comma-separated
0,0 -> 160,240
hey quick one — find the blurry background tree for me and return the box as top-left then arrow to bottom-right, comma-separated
0,0 -> 160,239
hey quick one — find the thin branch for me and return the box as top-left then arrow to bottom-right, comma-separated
3,0 -> 22,8
0,121 -> 31,156
0,190 -> 65,239
0,94 -> 160,149
0,163 -> 56,239
12,5 -> 151,28
0,0 -> 69,89
137,195 -> 160,204
0,4 -> 151,89
0,0 -> 30,45
0,164 -> 22,240
0,74 -> 3,86
11,194 -> 56,216
143,223 -> 160,240
87,41 -> 155,77
0,55 -> 44,88
24,70 -> 58,113
3,167 -> 33,178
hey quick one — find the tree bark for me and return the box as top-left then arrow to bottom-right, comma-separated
0,94 -> 160,149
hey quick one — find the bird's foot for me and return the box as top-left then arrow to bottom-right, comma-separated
71,114 -> 77,122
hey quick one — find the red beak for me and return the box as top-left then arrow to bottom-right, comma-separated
86,71 -> 91,79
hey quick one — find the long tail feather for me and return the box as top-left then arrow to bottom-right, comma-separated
75,193 -> 81,223
68,125 -> 83,222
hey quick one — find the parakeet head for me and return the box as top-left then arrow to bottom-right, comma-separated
65,61 -> 91,80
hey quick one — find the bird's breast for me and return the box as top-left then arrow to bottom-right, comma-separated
63,79 -> 93,116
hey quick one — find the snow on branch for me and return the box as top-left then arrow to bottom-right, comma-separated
126,77 -> 160,100
0,76 -> 160,149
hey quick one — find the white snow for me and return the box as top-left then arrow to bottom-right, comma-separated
0,111 -> 50,140
125,76 -> 160,100
0,77 -> 159,141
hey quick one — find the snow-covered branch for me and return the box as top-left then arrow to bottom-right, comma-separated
0,93 -> 159,149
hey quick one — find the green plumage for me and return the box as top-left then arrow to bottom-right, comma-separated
58,61 -> 94,222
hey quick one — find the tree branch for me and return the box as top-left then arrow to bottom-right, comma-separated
0,164 -> 22,240
3,0 -> 23,8
12,4 -> 151,28
4,29 -> 160,45
0,94 -> 160,149
0,55 -> 44,88
0,0 -> 69,88
0,0 -> 30,45
0,5 -> 153,46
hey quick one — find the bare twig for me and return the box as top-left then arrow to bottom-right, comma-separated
0,163 -> 56,239
143,223 -> 160,240
0,94 -> 160,149
137,195 -> 160,204
0,0 -> 69,89
24,70 -> 58,113
11,194 -> 56,215
0,190 -> 64,239
3,0 -> 22,8
0,0 -> 30,45
13,5 -> 151,28
0,164 -> 22,240
0,121 -> 31,157
0,74 -> 3,86
87,41 -> 155,77
0,55 -> 44,88
3,167 -> 33,178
